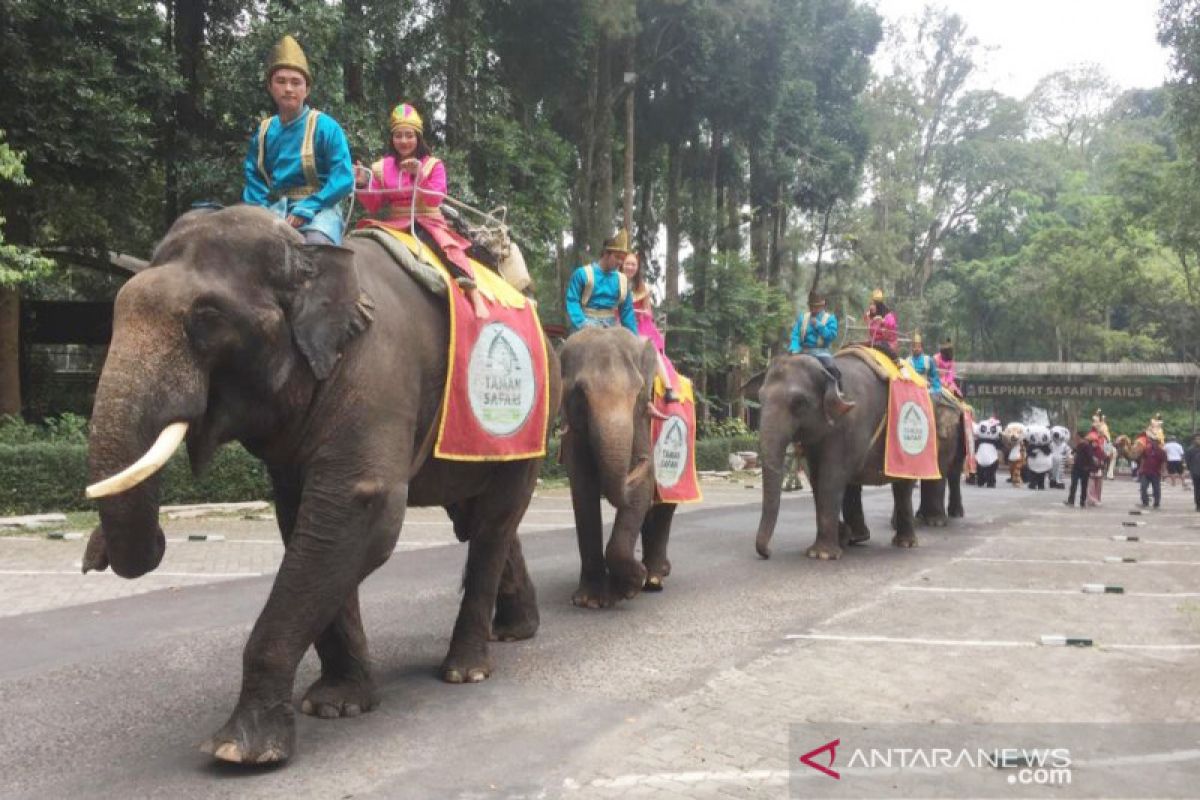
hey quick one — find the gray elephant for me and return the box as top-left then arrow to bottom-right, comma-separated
752,352 -> 958,560
559,327 -> 678,607
82,206 -> 561,765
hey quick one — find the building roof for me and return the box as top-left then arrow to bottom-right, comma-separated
957,362 -> 1200,380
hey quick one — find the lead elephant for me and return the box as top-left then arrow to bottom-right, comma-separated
559,327 -> 677,607
752,352 -> 960,560
83,206 -> 561,765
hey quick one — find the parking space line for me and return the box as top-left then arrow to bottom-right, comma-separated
894,586 -> 1200,598
785,633 -> 1035,647
955,557 -> 1200,567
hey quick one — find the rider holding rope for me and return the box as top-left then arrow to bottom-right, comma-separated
355,102 -> 490,318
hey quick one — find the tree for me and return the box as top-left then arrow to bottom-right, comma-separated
0,133 -> 55,416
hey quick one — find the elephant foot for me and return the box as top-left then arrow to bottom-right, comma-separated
919,513 -> 948,528
572,574 -> 613,609
642,557 -> 671,592
948,505 -> 964,519
892,532 -> 919,548
607,559 -> 647,601
806,542 -> 843,560
491,592 -> 539,641
201,702 -> 295,765
440,644 -> 492,684
300,674 -> 378,719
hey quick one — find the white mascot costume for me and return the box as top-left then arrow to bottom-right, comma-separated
1049,426 -> 1070,489
974,417 -> 1002,488
1024,425 -> 1054,490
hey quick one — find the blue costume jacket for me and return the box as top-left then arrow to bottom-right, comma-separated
789,310 -> 838,356
907,352 -> 942,394
243,105 -> 354,243
564,263 -> 638,335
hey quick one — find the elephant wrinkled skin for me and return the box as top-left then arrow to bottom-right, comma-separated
84,206 -> 560,765
751,353 -> 961,560
559,328 -> 677,607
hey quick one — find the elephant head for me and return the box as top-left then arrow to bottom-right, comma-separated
559,328 -> 660,507
84,206 -> 373,578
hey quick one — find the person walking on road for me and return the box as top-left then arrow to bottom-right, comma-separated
1164,437 -> 1186,489
1186,435 -> 1200,511
1137,429 -> 1167,510
1065,430 -> 1095,509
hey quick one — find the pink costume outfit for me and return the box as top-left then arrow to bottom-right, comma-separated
866,311 -> 898,351
632,286 -> 678,388
934,352 -> 959,395
356,154 -> 474,280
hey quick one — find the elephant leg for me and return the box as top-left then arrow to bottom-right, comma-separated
641,503 -> 676,591
202,479 -> 407,764
441,465 -> 534,683
892,480 -> 918,548
808,455 -> 844,560
841,485 -> 870,545
948,472 -> 964,518
567,439 -> 609,609
492,531 -> 540,642
917,479 -> 948,527
301,590 -> 379,719
606,492 -> 652,601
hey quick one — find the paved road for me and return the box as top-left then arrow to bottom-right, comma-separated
1,479 -> 1198,799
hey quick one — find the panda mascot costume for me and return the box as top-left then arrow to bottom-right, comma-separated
1024,425 -> 1054,490
1049,426 -> 1070,489
974,417 -> 1003,488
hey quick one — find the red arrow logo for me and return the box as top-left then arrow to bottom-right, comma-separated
799,738 -> 841,779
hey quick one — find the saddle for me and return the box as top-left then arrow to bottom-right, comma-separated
835,345 -> 927,388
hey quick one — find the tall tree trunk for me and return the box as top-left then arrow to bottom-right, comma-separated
693,128 -> 722,312
665,139 -> 681,303
167,0 -> 206,223
811,202 -> 833,292
592,33 -> 615,249
622,39 -> 635,234
444,0 -> 469,148
344,0 -> 365,105
0,288 -> 20,417
570,36 -> 603,267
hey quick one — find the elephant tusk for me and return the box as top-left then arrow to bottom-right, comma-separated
86,422 -> 189,499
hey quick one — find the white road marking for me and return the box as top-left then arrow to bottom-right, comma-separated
956,556 -> 1200,566
0,569 -> 266,578
785,633 -> 1035,647
894,585 -> 1200,598
562,769 -> 788,790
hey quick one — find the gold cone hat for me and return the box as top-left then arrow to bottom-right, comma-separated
603,228 -> 630,254
266,35 -> 311,84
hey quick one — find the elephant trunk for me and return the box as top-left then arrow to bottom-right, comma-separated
754,398 -> 794,560
85,277 -> 207,578
586,394 -> 642,508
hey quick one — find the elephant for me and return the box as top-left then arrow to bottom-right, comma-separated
913,396 -> 968,526
752,352 -> 960,560
558,327 -> 677,607
82,205 -> 561,765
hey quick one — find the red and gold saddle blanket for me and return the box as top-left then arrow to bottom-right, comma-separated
372,226 -> 550,461
651,374 -> 702,504
884,365 -> 941,480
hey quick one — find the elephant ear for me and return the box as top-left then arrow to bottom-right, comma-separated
280,243 -> 375,380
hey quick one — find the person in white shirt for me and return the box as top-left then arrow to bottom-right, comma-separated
1164,438 -> 1187,488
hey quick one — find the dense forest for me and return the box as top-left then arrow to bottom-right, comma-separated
2,0 -> 1200,421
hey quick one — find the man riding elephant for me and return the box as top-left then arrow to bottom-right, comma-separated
789,289 -> 854,413
564,230 -> 638,336
83,206 -> 560,765
242,36 -> 354,245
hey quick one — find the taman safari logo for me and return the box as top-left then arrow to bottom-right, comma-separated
898,400 -> 930,456
653,415 -> 689,488
467,322 -> 536,436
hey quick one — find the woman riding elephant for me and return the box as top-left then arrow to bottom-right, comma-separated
751,352 -> 958,560
559,327 -> 678,606
82,205 -> 560,765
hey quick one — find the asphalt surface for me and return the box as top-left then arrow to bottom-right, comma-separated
1,479 -> 1198,799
